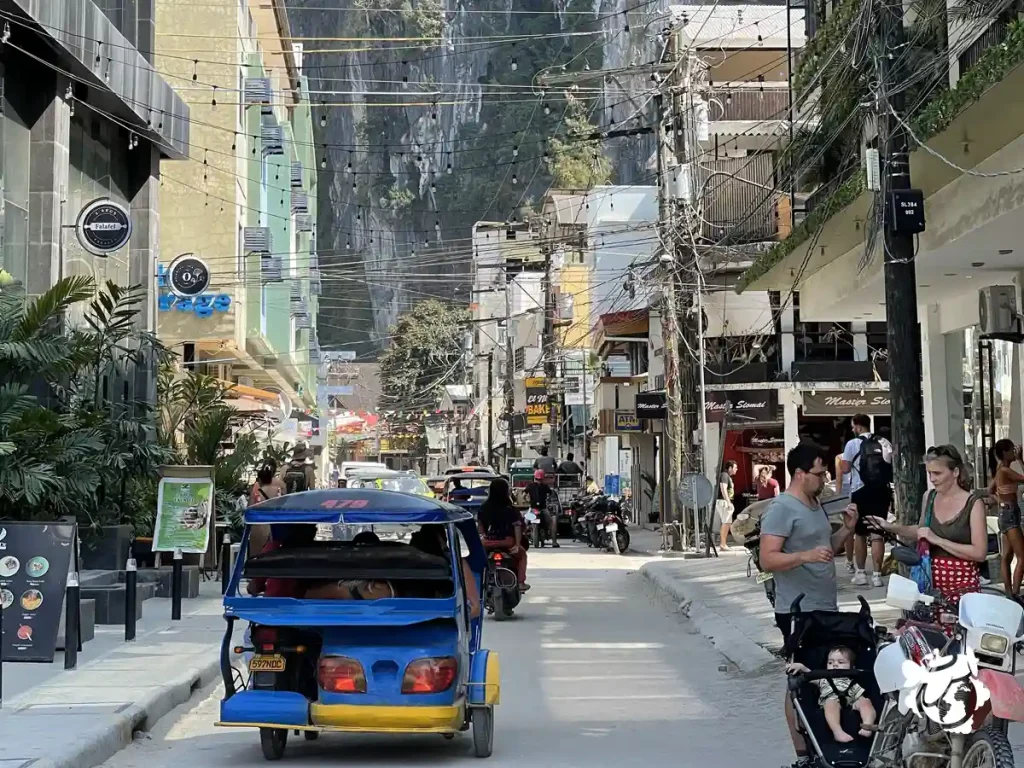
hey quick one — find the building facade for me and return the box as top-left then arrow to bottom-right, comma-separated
154,0 -> 320,420
0,0 -> 189,403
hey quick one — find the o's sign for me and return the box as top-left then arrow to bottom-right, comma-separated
75,199 -> 132,256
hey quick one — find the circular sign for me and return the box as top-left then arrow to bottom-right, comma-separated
168,254 -> 212,297
75,199 -> 132,256
677,472 -> 715,509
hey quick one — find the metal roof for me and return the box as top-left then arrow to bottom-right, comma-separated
668,5 -> 806,49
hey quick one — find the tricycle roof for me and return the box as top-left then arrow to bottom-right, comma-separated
244,489 -> 474,525
444,471 -> 502,481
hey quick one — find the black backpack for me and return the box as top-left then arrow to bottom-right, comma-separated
857,434 -> 892,488
284,461 -> 309,494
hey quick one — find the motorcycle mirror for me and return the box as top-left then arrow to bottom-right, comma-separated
891,546 -> 922,566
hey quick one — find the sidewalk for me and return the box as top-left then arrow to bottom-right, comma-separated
0,583 -> 225,768
640,549 -> 901,674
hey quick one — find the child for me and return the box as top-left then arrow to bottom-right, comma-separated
787,646 -> 875,743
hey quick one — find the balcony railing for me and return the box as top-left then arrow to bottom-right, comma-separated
705,359 -> 782,385
791,359 -> 889,382
699,153 -> 782,244
959,17 -> 1011,77
709,87 -> 789,123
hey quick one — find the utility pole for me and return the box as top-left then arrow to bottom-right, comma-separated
876,0 -> 926,523
542,243 -> 560,460
487,350 -> 494,465
504,275 -> 516,463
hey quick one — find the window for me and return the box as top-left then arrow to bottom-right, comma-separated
514,347 -> 525,371
0,66 -> 30,287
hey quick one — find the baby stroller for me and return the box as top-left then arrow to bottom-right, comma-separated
785,595 -> 885,768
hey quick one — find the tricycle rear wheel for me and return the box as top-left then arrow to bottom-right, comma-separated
471,707 -> 494,758
260,727 -> 288,760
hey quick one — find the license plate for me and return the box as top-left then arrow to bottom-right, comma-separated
249,654 -> 286,672
756,571 -> 774,584
596,524 -> 604,530
605,523 -> 619,533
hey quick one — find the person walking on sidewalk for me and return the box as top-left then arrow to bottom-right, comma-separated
759,442 -> 858,767
717,461 -> 738,550
835,453 -> 856,575
988,439 -> 1024,595
836,414 -> 892,588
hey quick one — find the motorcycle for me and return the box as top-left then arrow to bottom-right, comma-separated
872,551 -> 1024,768
594,505 -> 630,554
732,500 -> 775,608
483,549 -> 521,621
524,507 -> 546,548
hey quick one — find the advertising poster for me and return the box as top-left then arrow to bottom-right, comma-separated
153,477 -> 214,553
0,520 -> 76,662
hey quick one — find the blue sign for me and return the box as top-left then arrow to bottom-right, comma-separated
604,474 -> 620,495
157,264 -> 231,318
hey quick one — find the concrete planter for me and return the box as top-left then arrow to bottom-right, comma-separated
81,524 -> 133,571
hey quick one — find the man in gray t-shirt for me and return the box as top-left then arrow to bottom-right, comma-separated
760,443 -> 858,763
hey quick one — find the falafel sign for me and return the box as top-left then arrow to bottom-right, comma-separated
153,467 -> 215,553
0,520 -> 76,662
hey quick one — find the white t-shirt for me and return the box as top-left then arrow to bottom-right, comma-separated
841,432 -> 893,493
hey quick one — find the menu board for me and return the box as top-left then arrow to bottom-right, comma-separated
153,477 -> 214,553
0,520 -> 76,662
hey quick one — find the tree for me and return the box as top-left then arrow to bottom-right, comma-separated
546,100 -> 613,190
378,300 -> 470,412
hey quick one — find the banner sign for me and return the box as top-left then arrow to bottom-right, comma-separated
525,377 -> 550,425
802,390 -> 892,416
614,410 -> 643,432
153,474 -> 214,553
705,390 -> 775,423
0,520 -> 76,662
635,391 -> 667,421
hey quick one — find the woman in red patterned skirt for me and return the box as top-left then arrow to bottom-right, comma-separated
868,445 -> 988,629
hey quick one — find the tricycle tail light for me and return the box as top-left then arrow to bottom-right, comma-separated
318,656 -> 367,693
980,633 -> 1009,655
402,657 -> 458,694
253,626 -> 278,651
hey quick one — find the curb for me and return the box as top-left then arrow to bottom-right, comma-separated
30,657 -> 222,768
640,562 -> 778,675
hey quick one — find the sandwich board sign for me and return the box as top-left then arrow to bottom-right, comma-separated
153,466 -> 215,554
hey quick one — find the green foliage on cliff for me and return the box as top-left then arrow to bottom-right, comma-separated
547,101 -> 613,190
378,300 -> 470,411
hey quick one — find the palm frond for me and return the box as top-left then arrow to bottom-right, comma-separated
13,276 -> 95,342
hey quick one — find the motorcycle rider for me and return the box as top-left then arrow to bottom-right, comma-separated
526,469 -> 559,547
477,477 -> 529,590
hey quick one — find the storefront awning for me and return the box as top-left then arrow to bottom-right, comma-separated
223,381 -> 280,402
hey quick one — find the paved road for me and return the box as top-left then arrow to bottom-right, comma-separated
101,544 -> 792,767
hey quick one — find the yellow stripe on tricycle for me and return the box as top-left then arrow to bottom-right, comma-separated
307,700 -> 466,732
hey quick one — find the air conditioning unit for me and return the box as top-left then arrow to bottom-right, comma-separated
979,285 -> 1024,342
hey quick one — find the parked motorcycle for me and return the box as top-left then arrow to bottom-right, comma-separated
483,549 -> 521,621
594,502 -> 630,554
871,551 -> 1024,768
733,499 -> 775,608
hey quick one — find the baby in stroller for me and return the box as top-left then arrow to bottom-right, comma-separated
787,646 -> 876,743
785,598 -> 884,768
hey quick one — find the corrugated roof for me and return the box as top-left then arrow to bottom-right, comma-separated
668,5 -> 805,49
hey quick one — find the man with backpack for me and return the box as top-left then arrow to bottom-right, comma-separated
283,442 -> 316,494
836,413 -> 893,588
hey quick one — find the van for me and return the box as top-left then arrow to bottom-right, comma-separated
340,461 -> 387,479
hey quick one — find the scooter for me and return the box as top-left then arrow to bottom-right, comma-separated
484,549 -> 521,621
741,524 -> 775,608
872,550 -> 1024,768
